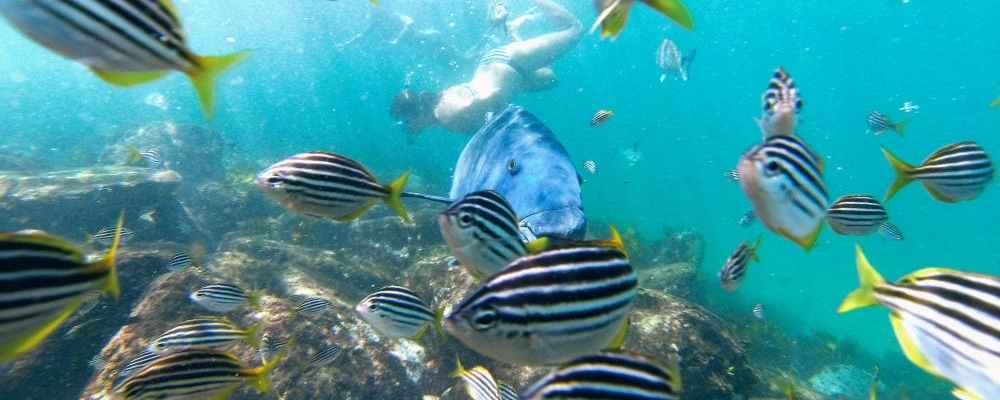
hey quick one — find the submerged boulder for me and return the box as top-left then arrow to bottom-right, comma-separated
100,121 -> 226,185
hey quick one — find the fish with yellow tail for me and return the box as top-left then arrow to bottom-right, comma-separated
0,212 -> 124,362
737,134 -> 828,250
521,351 -> 682,399
838,244 -> 999,400
255,151 -> 412,223
451,358 -> 503,400
881,141 -> 994,203
718,236 -> 762,292
0,0 -> 248,119
108,348 -> 285,400
591,0 -> 694,39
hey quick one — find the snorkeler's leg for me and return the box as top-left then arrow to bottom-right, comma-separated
506,0 -> 582,71
523,67 -> 557,92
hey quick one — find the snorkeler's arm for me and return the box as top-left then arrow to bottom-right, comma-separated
505,0 -> 582,71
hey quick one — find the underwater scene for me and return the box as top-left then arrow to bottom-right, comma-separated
0,0 -> 997,399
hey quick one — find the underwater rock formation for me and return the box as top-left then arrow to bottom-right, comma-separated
637,261 -> 696,299
0,166 -> 182,239
100,121 -> 227,185
643,228 -> 706,268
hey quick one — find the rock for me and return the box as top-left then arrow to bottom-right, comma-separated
101,121 -> 226,186
0,166 -> 184,242
642,228 -> 705,269
626,289 -> 756,399
637,262 -> 696,299
0,150 -> 47,171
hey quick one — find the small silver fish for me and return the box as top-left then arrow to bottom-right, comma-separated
591,110 -> 613,127
867,111 -> 907,136
752,303 -> 765,320
899,101 -> 920,113
656,37 -> 694,82
140,149 -> 162,169
583,160 -> 598,174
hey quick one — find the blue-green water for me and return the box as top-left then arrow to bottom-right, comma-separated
0,0 -> 997,398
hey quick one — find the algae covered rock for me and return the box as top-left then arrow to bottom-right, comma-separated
638,261 -> 697,299
101,121 -> 227,185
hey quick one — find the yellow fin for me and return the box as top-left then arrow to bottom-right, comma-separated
838,244 -> 886,313
605,317 -> 630,350
332,200 -> 377,222
243,321 -> 261,349
881,147 -> 916,202
951,387 -> 982,400
124,145 -> 143,166
91,69 -> 169,87
91,211 -> 125,299
783,222 -> 821,251
750,235 -> 763,262
590,0 -> 633,39
432,307 -> 445,338
893,120 -> 909,137
991,96 -> 1000,108
384,171 -> 412,223
209,386 -> 238,400
450,356 -> 467,379
188,51 -> 251,119
369,0 -> 379,4
642,0 -> 695,30
526,237 -> 550,254
889,312 -> 940,377
409,324 -> 429,342
607,225 -> 627,256
248,346 -> 286,393
0,298 -> 84,362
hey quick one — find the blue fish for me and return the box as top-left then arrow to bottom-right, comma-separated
448,106 -> 585,241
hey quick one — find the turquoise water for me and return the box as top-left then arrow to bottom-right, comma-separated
0,0 -> 997,398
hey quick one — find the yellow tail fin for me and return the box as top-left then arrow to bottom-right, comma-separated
449,356 -> 467,379
837,244 -> 886,314
990,96 -> 1000,108
0,297 -> 84,362
243,321 -> 262,349
881,147 -> 915,202
607,225 -> 628,256
189,51 -> 251,119
893,120 -> 909,137
750,235 -> 763,263
591,0 -> 633,39
97,211 -> 125,300
385,171 -> 412,223
249,347 -> 286,393
643,0 -> 695,30
526,237 -> 550,254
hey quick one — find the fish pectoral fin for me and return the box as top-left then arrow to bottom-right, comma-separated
0,298 -> 84,362
889,313 -> 940,377
91,69 -> 170,87
332,201 -> 378,222
951,387 -> 983,400
641,0 -> 695,30
605,317 -> 630,350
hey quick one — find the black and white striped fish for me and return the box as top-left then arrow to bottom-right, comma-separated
838,245 -> 1000,400
444,246 -> 636,366
738,134 -> 828,250
93,225 -> 135,245
498,382 -> 518,400
0,214 -> 123,362
258,333 -> 290,364
140,149 -> 161,169
295,297 -> 332,316
439,190 -> 539,279
583,160 -> 598,174
719,237 -> 761,292
88,353 -> 106,369
255,151 -> 411,222
756,67 -> 803,137
452,358 -> 502,400
110,349 -> 282,400
591,109 -> 614,127
521,351 -> 682,400
0,0 -> 249,118
166,252 -> 192,272
189,283 -> 259,313
148,317 -> 260,354
726,168 -> 741,182
116,350 -> 160,380
867,111 -> 907,137
307,344 -> 343,368
826,195 -> 902,240
752,303 -> 765,320
882,141 -> 994,203
355,286 -> 438,340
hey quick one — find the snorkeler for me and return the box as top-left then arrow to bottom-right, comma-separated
391,0 -> 583,134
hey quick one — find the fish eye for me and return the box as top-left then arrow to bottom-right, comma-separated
368,303 -> 378,312
471,307 -> 498,331
507,159 -> 518,174
457,212 -> 474,227
763,161 -> 781,176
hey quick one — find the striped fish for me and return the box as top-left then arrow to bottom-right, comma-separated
258,333 -> 290,363
499,382 -> 518,400
727,168 -> 741,182
444,246 -> 636,366
307,344 -> 343,368
295,297 -> 331,316
355,286 -> 439,340
655,37 -> 686,82
140,149 -> 161,169
255,151 -> 411,223
838,245 -> 1000,400
452,358 -> 502,400
752,303 -> 765,320
110,349 -> 283,400
826,195 -> 902,240
738,134 -> 828,250
116,349 -> 160,380
591,109 -> 613,127
718,237 -> 761,292
590,0 -> 694,39
0,213 -> 123,362
583,160 -> 598,174
189,283 -> 259,313
521,351 -> 682,400
0,0 -> 248,118
737,210 -> 756,227
439,190 -> 539,279
755,67 -> 803,138
867,111 -> 907,137
166,252 -> 192,272
88,353 -> 106,369
148,317 -> 260,354
882,142 -> 994,203
93,226 -> 135,245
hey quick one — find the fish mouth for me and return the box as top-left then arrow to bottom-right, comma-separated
517,206 -> 586,241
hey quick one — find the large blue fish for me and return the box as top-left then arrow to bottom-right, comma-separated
446,106 -> 586,241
